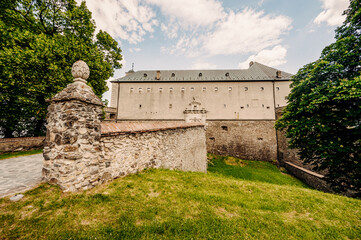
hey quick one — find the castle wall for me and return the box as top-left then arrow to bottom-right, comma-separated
206,120 -> 278,161
101,124 -> 207,179
112,81 -> 291,121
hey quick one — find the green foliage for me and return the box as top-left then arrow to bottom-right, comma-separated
0,156 -> 360,239
0,0 -> 122,137
276,0 -> 361,195
0,149 -> 42,160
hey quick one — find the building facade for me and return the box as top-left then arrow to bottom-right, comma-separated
110,62 -> 293,161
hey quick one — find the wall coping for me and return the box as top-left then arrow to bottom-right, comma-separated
285,161 -> 325,179
101,122 -> 204,136
0,137 -> 45,143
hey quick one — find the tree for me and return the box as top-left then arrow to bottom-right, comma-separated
0,0 -> 122,137
276,0 -> 361,196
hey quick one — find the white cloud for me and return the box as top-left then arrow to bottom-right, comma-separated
129,47 -> 141,52
204,9 -> 292,56
191,62 -> 218,69
314,0 -> 348,26
77,0 -> 158,44
238,45 -> 287,69
145,0 -> 225,27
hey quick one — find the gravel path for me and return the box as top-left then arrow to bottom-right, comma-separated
0,154 -> 43,198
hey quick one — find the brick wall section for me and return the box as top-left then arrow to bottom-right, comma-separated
0,137 -> 45,153
206,120 -> 278,161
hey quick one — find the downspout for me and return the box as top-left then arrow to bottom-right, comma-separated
115,82 -> 120,123
273,80 -> 280,168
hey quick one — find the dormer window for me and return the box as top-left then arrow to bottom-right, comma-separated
139,88 -> 143,92
214,87 -> 218,91
159,88 -> 163,92
143,73 -> 147,77
199,73 -> 202,77
225,72 -> 229,77
169,87 -> 173,92
147,88 -> 151,92
130,88 -> 134,92
190,87 -> 194,91
228,87 -> 232,91
181,87 -> 185,92
244,87 -> 248,91
171,73 -> 175,77
260,87 -> 264,91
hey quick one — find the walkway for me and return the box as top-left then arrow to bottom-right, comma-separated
0,154 -> 43,198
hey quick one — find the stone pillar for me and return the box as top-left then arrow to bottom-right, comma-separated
42,60 -> 104,192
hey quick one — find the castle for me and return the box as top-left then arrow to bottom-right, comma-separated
109,61 -> 293,161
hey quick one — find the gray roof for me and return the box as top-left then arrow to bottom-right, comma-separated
112,62 -> 293,83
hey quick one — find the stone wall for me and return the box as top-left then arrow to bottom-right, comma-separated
206,120 -> 278,161
0,137 -> 45,153
101,123 -> 207,179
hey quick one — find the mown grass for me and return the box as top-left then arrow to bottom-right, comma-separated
0,154 -> 360,239
0,149 -> 43,160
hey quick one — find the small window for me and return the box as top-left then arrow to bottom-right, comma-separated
247,104 -> 249,108
171,73 -> 175,77
267,106 -> 270,109
225,72 -> 229,77
139,104 -> 142,108
276,87 -> 280,90
244,87 -> 248,91
228,87 -> 232,91
147,88 -> 151,92
214,87 -> 218,91
169,87 -> 173,92
159,88 -> 163,92
144,73 -> 147,77
169,104 -> 172,109
181,87 -> 185,92
202,87 -> 206,91
221,126 -> 228,131
190,87 -> 194,91
209,137 -> 215,141
130,88 -> 134,92
240,106 -> 244,109
139,88 -> 143,92
260,87 -> 264,91
262,104 -> 265,108
277,104 -> 280,107
199,73 -> 202,77
224,104 -> 226,108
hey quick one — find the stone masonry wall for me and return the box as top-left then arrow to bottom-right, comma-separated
0,137 -> 45,153
100,126 -> 207,179
206,120 -> 278,161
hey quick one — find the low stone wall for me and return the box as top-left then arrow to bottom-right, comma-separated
206,120 -> 278,161
276,107 -> 332,192
101,122 -> 207,179
0,137 -> 45,153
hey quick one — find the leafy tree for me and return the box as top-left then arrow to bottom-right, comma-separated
276,0 -> 361,196
0,0 -> 122,137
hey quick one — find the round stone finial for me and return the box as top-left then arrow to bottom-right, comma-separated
72,60 -> 90,81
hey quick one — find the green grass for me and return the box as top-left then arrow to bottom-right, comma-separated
0,154 -> 360,239
0,149 -> 43,160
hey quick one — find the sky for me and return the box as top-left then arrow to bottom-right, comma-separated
75,0 -> 350,103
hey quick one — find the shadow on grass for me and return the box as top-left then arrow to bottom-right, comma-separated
207,154 -> 309,188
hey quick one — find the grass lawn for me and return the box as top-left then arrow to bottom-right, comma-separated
0,149 -> 43,160
0,154 -> 360,239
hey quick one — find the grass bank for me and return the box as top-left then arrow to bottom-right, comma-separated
0,149 -> 43,160
0,154 -> 360,239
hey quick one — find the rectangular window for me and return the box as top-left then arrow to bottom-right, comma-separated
202,87 -> 206,91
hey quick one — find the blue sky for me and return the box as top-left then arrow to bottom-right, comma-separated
76,0 -> 349,102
